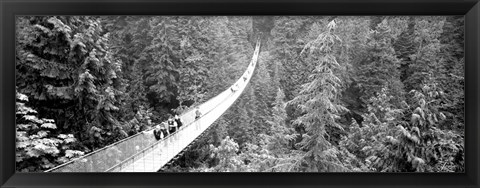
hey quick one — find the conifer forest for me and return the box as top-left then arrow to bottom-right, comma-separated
15,16 -> 465,172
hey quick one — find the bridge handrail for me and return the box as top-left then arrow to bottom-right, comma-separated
45,83 -> 231,172
105,89 -> 235,172
107,39 -> 261,172
45,39 -> 260,172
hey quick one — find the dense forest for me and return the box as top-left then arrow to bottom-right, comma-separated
15,16 -> 464,172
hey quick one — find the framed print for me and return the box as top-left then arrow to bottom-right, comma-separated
1,0 -> 479,188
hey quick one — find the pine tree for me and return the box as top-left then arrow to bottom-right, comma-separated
248,52 -> 276,136
333,17 -> 371,126
16,16 -> 124,149
271,16 -> 313,100
107,16 -> 151,120
267,88 -> 296,154
394,82 -> 463,172
204,16 -> 254,99
289,20 -> 349,172
404,17 -> 446,92
227,96 -> 256,147
359,82 -> 464,172
175,16 -> 214,105
356,19 -> 405,108
393,17 -> 417,84
138,17 -> 180,105
437,16 -> 465,130
344,87 -> 405,172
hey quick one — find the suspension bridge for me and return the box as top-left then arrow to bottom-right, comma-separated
45,41 -> 261,172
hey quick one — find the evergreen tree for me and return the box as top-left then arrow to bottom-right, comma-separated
266,88 -> 297,154
175,16 -> 214,105
342,88 -> 405,172
289,20 -> 349,172
271,16 -> 312,100
247,52 -> 276,136
333,17 -> 371,126
404,17 -> 445,92
138,17 -> 180,106
437,16 -> 465,130
15,16 -> 465,172
397,82 -> 463,172
227,98 -> 255,147
16,16 -> 124,149
357,82 -> 464,172
356,19 -> 404,108
393,16 -> 416,83
108,17 -> 151,120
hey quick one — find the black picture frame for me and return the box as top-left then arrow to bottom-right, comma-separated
1,0 -> 479,188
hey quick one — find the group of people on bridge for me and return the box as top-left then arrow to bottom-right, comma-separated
152,107 -> 202,140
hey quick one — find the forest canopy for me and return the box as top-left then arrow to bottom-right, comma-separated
15,16 -> 464,172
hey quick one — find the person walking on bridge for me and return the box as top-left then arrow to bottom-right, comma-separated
195,107 -> 202,120
195,107 -> 202,130
230,83 -> 239,93
153,124 -> 163,140
160,122 -> 169,138
174,114 -> 183,129
167,116 -> 177,134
